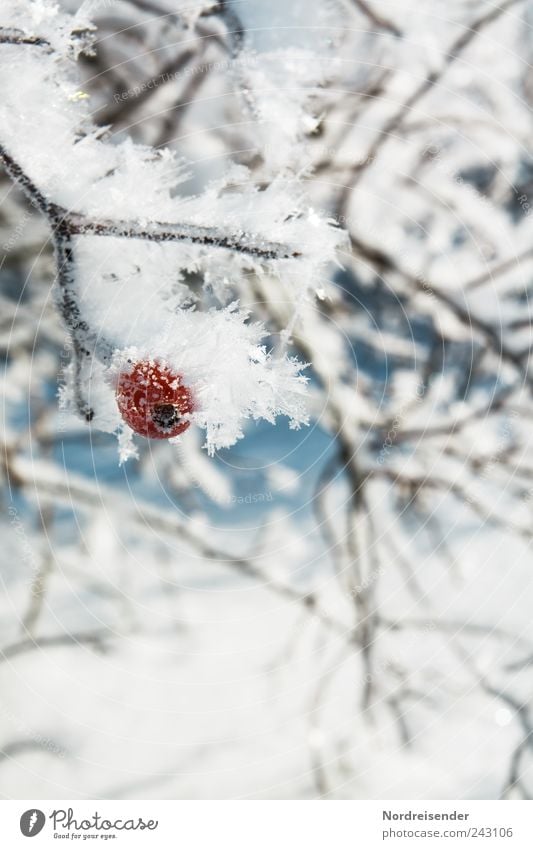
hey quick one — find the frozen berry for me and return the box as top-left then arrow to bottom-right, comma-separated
116,360 -> 193,439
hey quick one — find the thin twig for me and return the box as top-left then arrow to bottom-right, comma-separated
0,143 -> 300,262
67,214 -> 301,259
350,0 -> 402,37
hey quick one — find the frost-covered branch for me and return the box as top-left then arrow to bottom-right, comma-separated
350,0 -> 402,37
0,2 -> 344,456
2,0 -> 533,800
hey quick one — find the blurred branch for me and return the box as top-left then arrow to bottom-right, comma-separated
349,232 -> 532,385
68,213 -> 300,259
97,44 -> 200,126
0,629 -> 111,664
2,446 -> 356,644
337,0 -> 523,202
350,0 -> 402,37
372,466 -> 533,541
0,739 -> 65,763
0,143 -> 300,262
464,245 -> 533,291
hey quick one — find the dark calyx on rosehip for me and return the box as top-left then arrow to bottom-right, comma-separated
151,403 -> 182,430
116,360 -> 194,439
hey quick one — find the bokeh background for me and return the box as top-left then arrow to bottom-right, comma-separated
1,0 -> 533,799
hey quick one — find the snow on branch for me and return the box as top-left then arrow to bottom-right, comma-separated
0,0 -> 345,458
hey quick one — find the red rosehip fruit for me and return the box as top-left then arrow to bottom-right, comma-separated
116,360 -> 193,439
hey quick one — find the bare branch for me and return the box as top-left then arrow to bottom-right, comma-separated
0,629 -> 111,664
350,0 -> 402,37
465,245 -> 533,291
349,232 -> 532,386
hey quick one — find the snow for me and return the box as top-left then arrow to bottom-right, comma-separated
1,0 -> 533,805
